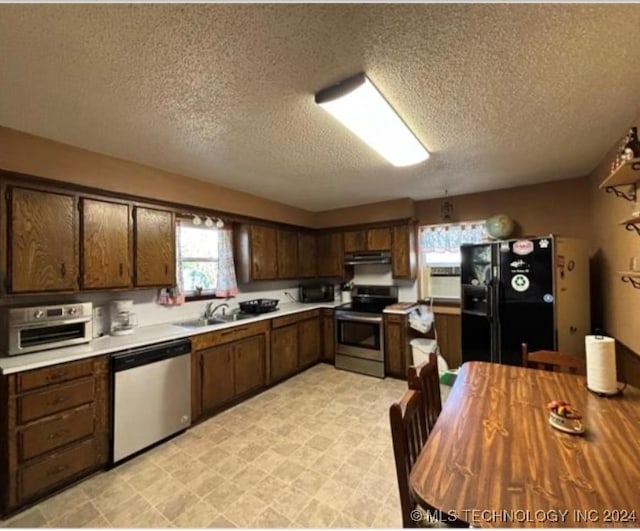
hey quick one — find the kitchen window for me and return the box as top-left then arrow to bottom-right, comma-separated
418,221 -> 487,299
176,218 -> 238,299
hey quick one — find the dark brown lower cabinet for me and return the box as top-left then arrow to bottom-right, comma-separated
234,335 -> 266,396
0,356 -> 110,517
299,317 -> 321,368
321,309 -> 335,362
270,324 -> 299,383
201,344 -> 235,413
384,313 -> 409,379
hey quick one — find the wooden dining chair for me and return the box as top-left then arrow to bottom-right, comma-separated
389,389 -> 429,528
521,343 -> 586,374
408,353 -> 442,436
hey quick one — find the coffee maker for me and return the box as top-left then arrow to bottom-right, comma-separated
110,300 -> 137,336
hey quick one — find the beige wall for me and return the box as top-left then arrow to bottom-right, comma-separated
588,119 -> 640,357
0,126 -> 315,227
414,177 -> 591,240
314,198 -> 415,228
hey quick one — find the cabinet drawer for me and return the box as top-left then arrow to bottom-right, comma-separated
19,406 -> 95,462
193,321 -> 269,350
272,310 -> 320,329
18,379 -> 95,424
321,308 -> 334,317
385,314 -> 406,325
19,438 -> 97,503
16,359 -> 94,393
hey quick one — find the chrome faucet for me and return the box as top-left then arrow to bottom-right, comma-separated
205,302 -> 229,319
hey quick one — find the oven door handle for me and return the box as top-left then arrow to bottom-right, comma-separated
335,314 -> 383,324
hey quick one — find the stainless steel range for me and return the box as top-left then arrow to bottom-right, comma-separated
334,285 -> 398,378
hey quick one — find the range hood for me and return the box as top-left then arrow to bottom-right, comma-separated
344,251 -> 391,265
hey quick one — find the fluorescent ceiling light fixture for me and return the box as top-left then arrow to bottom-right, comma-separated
315,73 -> 430,167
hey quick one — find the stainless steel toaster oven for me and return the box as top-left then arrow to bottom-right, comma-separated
2,302 -> 93,356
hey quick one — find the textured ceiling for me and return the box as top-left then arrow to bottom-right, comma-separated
2,4 -> 640,211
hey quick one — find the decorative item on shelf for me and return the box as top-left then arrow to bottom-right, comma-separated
204,216 -> 214,227
192,215 -> 202,226
190,213 -> 224,228
485,214 -> 514,239
623,127 -> 640,160
156,287 -> 185,306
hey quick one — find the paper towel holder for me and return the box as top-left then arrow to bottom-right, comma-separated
585,331 -> 627,397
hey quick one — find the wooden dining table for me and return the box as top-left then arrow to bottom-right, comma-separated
410,361 -> 640,528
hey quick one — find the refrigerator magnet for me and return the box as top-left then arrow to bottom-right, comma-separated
513,240 -> 534,255
511,274 -> 530,291
544,294 -> 554,303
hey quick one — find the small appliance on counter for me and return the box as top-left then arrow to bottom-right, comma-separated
2,302 -> 93,355
299,283 -> 334,303
110,300 -> 137,336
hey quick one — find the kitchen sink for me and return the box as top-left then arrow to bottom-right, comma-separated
173,313 -> 253,328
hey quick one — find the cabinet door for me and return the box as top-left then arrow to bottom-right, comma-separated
276,230 -> 298,279
321,311 -> 335,362
317,232 -> 344,278
343,230 -> 366,253
134,207 -> 175,287
435,313 -> 461,370
384,314 -> 407,378
392,224 -> 417,280
251,226 -> 278,280
234,335 -> 266,396
201,344 -> 235,412
367,227 -> 392,251
270,324 -> 298,382
81,198 -> 130,289
297,232 -> 317,278
299,317 -> 321,368
9,187 -> 78,292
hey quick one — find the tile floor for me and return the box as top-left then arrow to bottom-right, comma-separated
1,363 -> 451,528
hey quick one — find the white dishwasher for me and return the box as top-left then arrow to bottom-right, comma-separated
112,338 -> 191,463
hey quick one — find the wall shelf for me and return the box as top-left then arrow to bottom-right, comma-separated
620,272 -> 640,289
620,214 -> 640,236
600,158 -> 640,189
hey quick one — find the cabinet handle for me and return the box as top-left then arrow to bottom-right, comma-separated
46,371 -> 66,382
48,429 -> 70,440
119,263 -> 124,276
48,464 -> 68,477
164,264 -> 169,275
60,263 -> 66,278
221,330 -> 236,336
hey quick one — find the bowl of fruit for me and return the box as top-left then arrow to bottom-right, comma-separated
547,400 -> 585,435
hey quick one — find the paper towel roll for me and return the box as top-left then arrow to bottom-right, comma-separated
585,335 -> 618,394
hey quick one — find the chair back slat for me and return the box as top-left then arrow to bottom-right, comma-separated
390,389 -> 428,528
408,353 -> 443,436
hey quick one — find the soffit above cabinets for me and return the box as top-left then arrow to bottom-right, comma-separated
2,4 -> 640,211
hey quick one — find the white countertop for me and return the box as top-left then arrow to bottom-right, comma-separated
0,301 -> 338,375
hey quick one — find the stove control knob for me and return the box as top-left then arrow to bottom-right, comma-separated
68,307 -> 78,316
33,310 -> 44,319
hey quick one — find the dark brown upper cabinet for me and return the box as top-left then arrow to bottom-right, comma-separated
80,198 -> 131,289
8,186 -> 78,293
134,206 -> 175,287
392,223 -> 417,280
235,224 -> 278,283
316,231 -> 344,278
276,229 -> 299,280
297,232 -> 317,278
343,227 -> 392,252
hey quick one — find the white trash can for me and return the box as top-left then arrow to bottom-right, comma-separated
410,338 -> 449,376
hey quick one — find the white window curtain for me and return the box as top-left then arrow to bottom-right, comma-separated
419,221 -> 487,254
215,227 -> 238,298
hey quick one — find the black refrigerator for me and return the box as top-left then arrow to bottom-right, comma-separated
460,236 -> 590,366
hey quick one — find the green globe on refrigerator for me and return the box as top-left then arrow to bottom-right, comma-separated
485,214 -> 514,239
